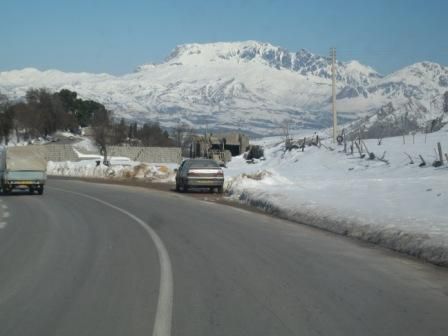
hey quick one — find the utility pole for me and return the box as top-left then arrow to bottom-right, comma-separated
330,47 -> 337,142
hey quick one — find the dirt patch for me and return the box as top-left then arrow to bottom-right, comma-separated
50,176 -> 225,201
158,165 -> 170,174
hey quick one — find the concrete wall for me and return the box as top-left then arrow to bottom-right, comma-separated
24,144 -> 182,164
5,145 -> 78,163
44,144 -> 79,162
106,146 -> 182,163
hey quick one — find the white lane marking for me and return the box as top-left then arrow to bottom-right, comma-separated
1,204 -> 7,210
49,187 -> 173,336
0,222 -> 6,229
3,211 -> 10,218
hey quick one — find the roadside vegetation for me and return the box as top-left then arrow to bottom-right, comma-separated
0,89 -> 176,149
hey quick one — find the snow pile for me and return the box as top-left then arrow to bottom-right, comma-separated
47,160 -> 176,182
225,130 -> 448,265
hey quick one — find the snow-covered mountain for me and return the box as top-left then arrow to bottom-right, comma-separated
337,61 -> 448,113
0,41 -> 447,135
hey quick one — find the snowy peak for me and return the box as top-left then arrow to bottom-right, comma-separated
379,61 -> 448,87
293,49 -> 382,86
137,40 -> 381,86
365,62 -> 448,101
1,41 -> 447,135
164,41 -> 289,65
345,96 -> 444,139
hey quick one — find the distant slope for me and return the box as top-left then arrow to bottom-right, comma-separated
1,41 -> 447,135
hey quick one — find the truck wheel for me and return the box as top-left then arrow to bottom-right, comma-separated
38,187 -> 44,195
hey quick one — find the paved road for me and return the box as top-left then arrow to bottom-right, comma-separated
0,179 -> 447,336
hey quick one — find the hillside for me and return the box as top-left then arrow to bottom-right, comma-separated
1,41 -> 447,135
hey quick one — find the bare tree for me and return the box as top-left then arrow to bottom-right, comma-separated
10,102 -> 34,140
0,93 -> 7,107
92,108 -> 112,163
22,88 -> 75,136
111,118 -> 127,145
0,94 -> 14,144
172,122 -> 195,150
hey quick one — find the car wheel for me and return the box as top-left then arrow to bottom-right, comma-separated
182,182 -> 189,193
175,183 -> 180,192
217,186 -> 223,194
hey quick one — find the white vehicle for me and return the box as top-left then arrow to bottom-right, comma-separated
108,157 -> 132,166
1,146 -> 47,195
175,159 -> 224,193
73,149 -> 132,166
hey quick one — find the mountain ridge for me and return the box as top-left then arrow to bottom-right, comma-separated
0,41 -> 447,135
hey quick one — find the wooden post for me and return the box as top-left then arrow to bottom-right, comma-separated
355,142 -> 364,158
361,140 -> 370,154
437,142 -> 444,164
419,155 -> 426,166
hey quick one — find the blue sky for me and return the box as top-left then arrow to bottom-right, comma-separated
1,0 -> 447,75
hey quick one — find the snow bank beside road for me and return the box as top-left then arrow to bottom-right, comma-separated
47,160 -> 176,182
225,131 -> 448,266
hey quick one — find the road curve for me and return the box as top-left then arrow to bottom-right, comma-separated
0,178 -> 447,336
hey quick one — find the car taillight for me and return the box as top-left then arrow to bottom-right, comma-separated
188,171 -> 198,177
215,170 -> 224,177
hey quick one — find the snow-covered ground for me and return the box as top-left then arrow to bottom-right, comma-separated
45,128 -> 448,265
47,160 -> 176,183
224,128 -> 448,266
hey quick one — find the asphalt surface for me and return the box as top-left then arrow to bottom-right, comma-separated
0,178 -> 447,336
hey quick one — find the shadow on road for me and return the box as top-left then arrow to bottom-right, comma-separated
0,189 -> 42,197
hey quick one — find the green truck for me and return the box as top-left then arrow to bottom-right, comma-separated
0,146 -> 47,195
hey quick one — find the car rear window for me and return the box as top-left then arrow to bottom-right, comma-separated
188,160 -> 219,168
